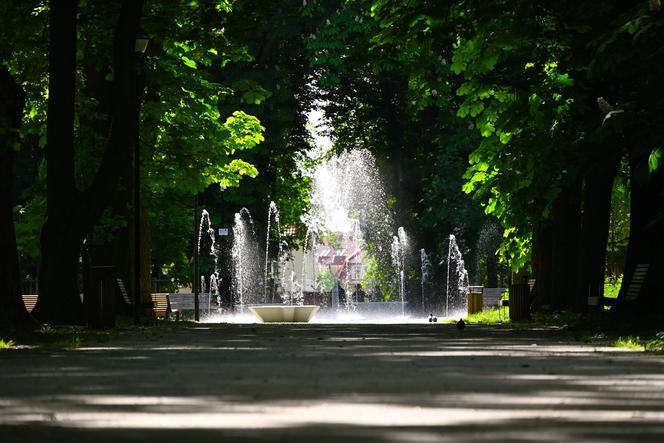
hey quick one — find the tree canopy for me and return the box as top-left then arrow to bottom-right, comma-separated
1,0 -> 663,329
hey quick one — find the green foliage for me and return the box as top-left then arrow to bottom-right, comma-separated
0,339 -> 15,349
649,148 -> 662,173
466,307 -> 508,324
645,339 -> 664,354
315,268 -> 334,292
369,0 -> 664,276
320,232 -> 340,249
606,162 -> 630,280
604,276 -> 622,299
4,1 -> 269,290
210,0 -> 315,241
2,325 -> 119,350
361,256 -> 394,301
304,0 -> 488,271
613,336 -> 644,351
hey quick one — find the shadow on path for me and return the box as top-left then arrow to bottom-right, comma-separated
1,324 -> 663,442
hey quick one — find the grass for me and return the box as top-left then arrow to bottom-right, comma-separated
614,336 -> 644,350
0,317 -> 198,350
614,335 -> 664,353
3,325 -> 116,350
0,339 -> 16,349
464,302 -> 664,355
466,307 -> 509,324
604,277 -> 622,299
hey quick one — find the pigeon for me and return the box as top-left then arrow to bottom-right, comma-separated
428,314 -> 438,323
456,318 -> 465,330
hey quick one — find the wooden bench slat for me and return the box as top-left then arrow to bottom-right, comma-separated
22,295 -> 38,313
151,293 -> 180,320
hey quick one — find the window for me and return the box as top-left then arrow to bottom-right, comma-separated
351,264 -> 362,281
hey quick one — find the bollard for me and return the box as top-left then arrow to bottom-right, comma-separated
87,265 -> 116,329
508,283 -> 530,321
467,286 -> 484,315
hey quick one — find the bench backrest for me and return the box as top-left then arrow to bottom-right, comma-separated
482,288 -> 506,307
22,295 -> 38,313
116,278 -> 132,305
151,293 -> 171,318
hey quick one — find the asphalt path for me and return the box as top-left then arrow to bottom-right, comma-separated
1,323 -> 664,442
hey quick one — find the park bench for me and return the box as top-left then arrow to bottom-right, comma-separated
169,293 -> 213,313
168,293 -> 195,311
151,293 -> 180,320
22,294 -> 38,313
116,278 -> 132,306
623,263 -> 648,301
482,288 -> 507,308
118,278 -> 180,320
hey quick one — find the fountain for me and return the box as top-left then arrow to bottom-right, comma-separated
296,148 -> 397,320
209,272 -> 220,313
299,227 -> 317,303
197,209 -> 222,317
420,248 -> 433,314
445,234 -> 470,316
391,227 -> 408,317
244,202 -> 320,323
232,208 -> 262,314
264,201 -> 281,303
206,126 -> 419,323
248,305 -> 320,323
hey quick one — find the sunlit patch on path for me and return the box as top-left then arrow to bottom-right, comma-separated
1,324 -> 663,442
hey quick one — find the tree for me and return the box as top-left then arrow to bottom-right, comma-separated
0,66 -> 34,330
304,0 -> 489,296
1,1 -> 267,324
32,0 -> 143,323
371,0 -> 664,314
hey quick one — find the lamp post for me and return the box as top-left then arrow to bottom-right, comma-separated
133,34 -> 148,326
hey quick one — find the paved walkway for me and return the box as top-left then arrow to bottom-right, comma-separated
1,323 -> 664,442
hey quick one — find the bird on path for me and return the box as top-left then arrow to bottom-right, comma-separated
456,318 -> 465,331
428,313 -> 438,323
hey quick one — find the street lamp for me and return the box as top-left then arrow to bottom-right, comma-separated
135,35 -> 149,54
134,34 -> 148,325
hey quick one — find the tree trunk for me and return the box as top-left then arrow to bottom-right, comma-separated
0,68 -> 35,330
531,224 -> 553,309
140,206 -> 153,311
550,186 -> 581,310
617,147 -> 664,312
486,249 -> 498,288
576,155 -> 620,311
32,0 -> 82,323
381,79 -> 408,229
34,0 -> 144,324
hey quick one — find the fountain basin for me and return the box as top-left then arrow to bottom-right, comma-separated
249,305 -> 320,323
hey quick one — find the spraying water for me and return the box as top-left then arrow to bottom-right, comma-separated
197,209 -> 222,318
391,227 -> 409,317
300,227 -> 317,302
445,234 -> 470,316
420,248 -> 433,314
232,208 -> 260,314
264,201 -> 281,303
209,272 -> 219,313
197,209 -> 219,270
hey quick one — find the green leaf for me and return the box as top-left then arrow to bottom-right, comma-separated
181,56 -> 197,69
555,73 -> 574,87
649,148 -> 662,173
469,101 -> 484,117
